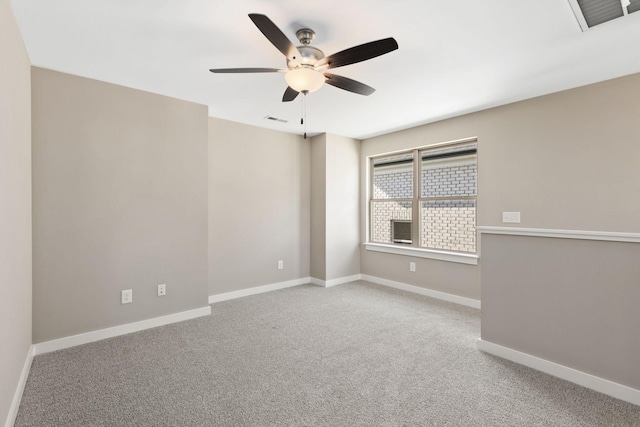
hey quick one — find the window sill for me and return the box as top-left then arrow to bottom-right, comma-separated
363,243 -> 479,265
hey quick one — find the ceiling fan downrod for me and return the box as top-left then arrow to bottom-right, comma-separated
295,28 -> 315,45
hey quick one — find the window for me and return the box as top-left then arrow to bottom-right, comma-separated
369,139 -> 477,255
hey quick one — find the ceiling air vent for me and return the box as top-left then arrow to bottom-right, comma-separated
264,115 -> 288,123
569,0 -> 640,30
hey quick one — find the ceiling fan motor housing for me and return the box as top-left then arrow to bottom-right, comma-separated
289,45 -> 325,69
288,28 -> 325,69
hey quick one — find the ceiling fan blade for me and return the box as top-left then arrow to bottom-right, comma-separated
282,86 -> 299,102
209,68 -> 283,73
248,14 -> 301,60
324,73 -> 375,96
316,38 -> 398,70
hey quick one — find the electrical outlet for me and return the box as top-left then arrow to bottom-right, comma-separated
121,289 -> 133,304
157,284 -> 166,297
409,262 -> 416,272
277,260 -> 284,270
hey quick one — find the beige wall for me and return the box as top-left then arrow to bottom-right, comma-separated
325,134 -> 361,281
310,134 -> 361,282
31,68 -> 209,343
482,233 -> 640,390
363,73 -> 640,233
360,154 -> 480,300
208,118 -> 310,295
0,0 -> 32,424
310,134 -> 327,281
361,72 -> 640,301
363,72 -> 640,388
361,252 -> 479,298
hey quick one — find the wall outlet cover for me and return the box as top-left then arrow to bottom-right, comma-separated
121,289 -> 133,304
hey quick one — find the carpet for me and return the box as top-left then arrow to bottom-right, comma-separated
15,281 -> 640,426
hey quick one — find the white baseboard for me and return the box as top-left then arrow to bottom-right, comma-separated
5,345 -> 34,427
209,277 -> 311,304
33,306 -> 211,356
477,339 -> 640,407
208,274 -> 480,310
310,274 -> 362,288
361,274 -> 481,309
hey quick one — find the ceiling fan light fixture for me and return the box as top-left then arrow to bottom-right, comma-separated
210,14 -> 398,102
285,68 -> 325,93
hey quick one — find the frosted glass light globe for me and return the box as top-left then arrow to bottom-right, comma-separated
285,68 -> 325,93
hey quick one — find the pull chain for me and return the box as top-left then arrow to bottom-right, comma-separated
301,90 -> 308,139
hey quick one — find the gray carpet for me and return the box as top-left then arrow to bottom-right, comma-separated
15,281 -> 640,426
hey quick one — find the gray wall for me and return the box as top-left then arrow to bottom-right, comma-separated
361,252 -> 479,299
310,134 -> 327,281
31,68 -> 209,343
361,72 -> 640,301
482,234 -> 640,390
363,72 -> 640,388
310,134 -> 361,282
363,73 -> 640,233
0,0 -> 32,424
325,134 -> 361,281
360,144 -> 480,300
208,118 -> 310,295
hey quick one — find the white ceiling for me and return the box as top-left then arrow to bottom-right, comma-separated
12,0 -> 640,139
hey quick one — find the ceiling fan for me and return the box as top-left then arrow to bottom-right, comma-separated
209,14 -> 399,102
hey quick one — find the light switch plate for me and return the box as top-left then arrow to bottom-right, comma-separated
502,212 -> 521,223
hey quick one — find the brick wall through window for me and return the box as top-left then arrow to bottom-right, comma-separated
370,142 -> 477,253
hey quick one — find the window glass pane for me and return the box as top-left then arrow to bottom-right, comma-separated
420,200 -> 476,253
373,153 -> 413,199
421,145 -> 476,198
371,201 -> 412,244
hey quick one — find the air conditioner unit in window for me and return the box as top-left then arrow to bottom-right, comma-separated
392,220 -> 412,245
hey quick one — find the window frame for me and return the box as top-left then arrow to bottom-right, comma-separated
366,138 -> 479,265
